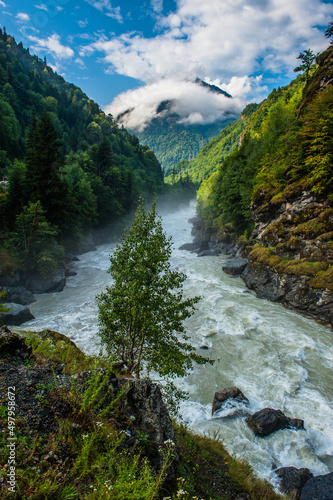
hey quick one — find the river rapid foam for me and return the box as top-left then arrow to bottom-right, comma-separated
22,200 -> 333,487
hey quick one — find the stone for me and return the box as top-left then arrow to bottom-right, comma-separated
2,286 -> 36,305
0,303 -> 34,326
222,258 -> 248,276
197,249 -> 219,257
300,472 -> 333,500
178,242 -> 200,252
246,408 -> 304,437
212,387 -> 249,415
275,467 -> 313,499
25,269 -> 66,294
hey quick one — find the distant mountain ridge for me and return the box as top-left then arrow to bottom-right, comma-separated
115,78 -> 239,174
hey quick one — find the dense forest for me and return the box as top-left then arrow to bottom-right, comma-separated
0,29 -> 165,278
196,45 -> 333,292
136,113 -> 236,176
167,103 -> 258,183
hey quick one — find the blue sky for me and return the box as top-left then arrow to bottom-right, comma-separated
1,0 -> 333,130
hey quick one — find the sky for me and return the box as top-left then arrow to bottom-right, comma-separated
1,0 -> 333,131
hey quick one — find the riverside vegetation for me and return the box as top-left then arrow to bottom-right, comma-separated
190,43 -> 333,326
0,326 -> 285,500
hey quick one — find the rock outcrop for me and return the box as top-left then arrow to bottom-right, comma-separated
222,258 -> 248,276
246,408 -> 304,437
299,472 -> 333,500
0,303 -> 34,326
274,466 -> 313,500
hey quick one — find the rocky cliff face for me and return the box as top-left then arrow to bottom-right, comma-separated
243,190 -> 333,327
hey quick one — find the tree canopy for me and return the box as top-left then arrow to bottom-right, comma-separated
97,199 -> 209,379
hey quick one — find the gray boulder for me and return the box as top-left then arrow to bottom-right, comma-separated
275,467 -> 313,499
3,286 -> 36,305
212,386 -> 249,415
25,269 -> 66,294
246,408 -> 304,437
0,303 -> 34,326
300,472 -> 333,500
222,258 -> 248,275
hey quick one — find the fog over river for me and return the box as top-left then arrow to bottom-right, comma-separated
22,201 -> 333,489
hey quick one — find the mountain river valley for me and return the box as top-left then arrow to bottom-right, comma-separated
21,201 -> 333,490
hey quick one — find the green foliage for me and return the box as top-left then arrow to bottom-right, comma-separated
0,289 -> 9,315
14,201 -> 64,274
197,76 -> 307,238
0,29 -> 164,276
97,199 -> 209,378
166,103 -> 259,184
137,115 -> 236,174
293,49 -> 317,79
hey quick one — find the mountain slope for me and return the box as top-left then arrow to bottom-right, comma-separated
115,78 -> 240,175
167,103 -> 259,183
0,29 -> 163,279
196,46 -> 333,326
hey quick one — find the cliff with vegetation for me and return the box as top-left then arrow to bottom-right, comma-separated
196,46 -> 333,327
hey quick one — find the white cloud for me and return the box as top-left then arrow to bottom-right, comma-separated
16,12 -> 30,22
78,19 -> 89,28
82,0 -> 332,86
27,34 -> 74,59
0,1 -> 6,7
75,57 -> 87,69
106,77 -> 245,132
34,4 -> 48,11
84,0 -> 123,22
83,0 -> 332,129
151,0 -> 163,13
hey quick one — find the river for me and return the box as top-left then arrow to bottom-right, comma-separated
22,200 -> 333,489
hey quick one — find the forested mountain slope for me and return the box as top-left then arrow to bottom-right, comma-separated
196,46 -> 333,326
119,79 -> 239,175
167,103 -> 258,183
0,29 -> 163,280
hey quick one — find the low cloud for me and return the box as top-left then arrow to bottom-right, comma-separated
106,77 -> 245,132
27,34 -> 74,59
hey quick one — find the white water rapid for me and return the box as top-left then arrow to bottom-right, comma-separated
22,201 -> 333,489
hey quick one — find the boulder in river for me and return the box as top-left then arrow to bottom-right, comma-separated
3,286 -> 36,305
274,466 -> 313,499
299,472 -> 333,500
0,303 -> 34,326
222,258 -> 248,276
246,408 -> 304,437
212,387 -> 249,415
25,269 -> 66,294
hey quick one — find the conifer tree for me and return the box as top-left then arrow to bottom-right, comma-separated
25,111 -> 71,230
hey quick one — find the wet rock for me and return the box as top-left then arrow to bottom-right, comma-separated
197,249 -> 219,257
275,466 -> 313,499
212,387 -> 249,415
0,303 -> 34,326
300,472 -> 333,500
246,408 -> 304,437
243,260 -> 333,327
178,242 -> 200,252
2,286 -> 36,305
222,258 -> 248,276
25,269 -> 66,294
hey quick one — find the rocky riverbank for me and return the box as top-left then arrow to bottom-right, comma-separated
189,194 -> 333,328
0,327 -> 283,499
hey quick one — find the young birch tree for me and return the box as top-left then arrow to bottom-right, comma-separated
97,199 -> 208,379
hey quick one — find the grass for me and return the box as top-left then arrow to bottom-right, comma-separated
0,330 -> 286,499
